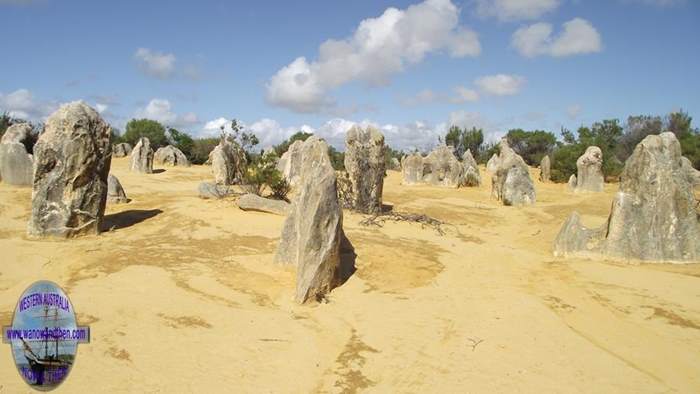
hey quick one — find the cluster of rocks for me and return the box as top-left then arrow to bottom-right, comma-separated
28,102 -> 112,238
0,123 -> 34,186
554,132 -> 699,262
154,145 -> 190,167
488,138 -> 536,206
113,143 -> 132,157
400,145 -> 481,188
130,137 -> 154,174
343,126 -> 386,214
274,136 -> 349,303
211,139 -> 247,185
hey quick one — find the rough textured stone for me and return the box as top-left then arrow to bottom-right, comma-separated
486,153 -> 499,173
575,146 -> 604,192
154,145 -> 190,167
28,102 -> 112,238
276,140 -> 305,187
211,139 -> 247,185
238,193 -> 290,215
343,125 -> 386,213
539,155 -> 551,182
462,149 -> 481,187
113,143 -> 132,158
554,132 -> 700,262
389,157 -> 401,171
567,174 -> 577,191
1,123 -> 32,145
681,156 -> 700,186
274,136 -> 344,303
129,137 -> 153,174
198,182 -> 231,199
0,143 -> 33,186
423,145 -> 464,188
401,153 -> 424,185
107,174 -> 128,204
491,139 -> 535,206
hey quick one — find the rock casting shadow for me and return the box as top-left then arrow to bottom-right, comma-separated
102,209 -> 163,231
337,231 -> 357,286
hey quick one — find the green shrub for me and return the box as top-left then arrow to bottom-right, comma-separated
123,119 -> 168,149
190,137 -> 219,164
243,152 -> 289,199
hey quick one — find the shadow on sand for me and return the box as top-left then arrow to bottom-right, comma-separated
101,209 -> 163,231
152,169 -> 166,174
337,232 -> 357,286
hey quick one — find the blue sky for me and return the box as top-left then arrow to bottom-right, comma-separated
1,0 -> 698,150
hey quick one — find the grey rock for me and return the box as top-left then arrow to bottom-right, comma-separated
401,153 -> 424,185
423,145 -> 464,188
681,156 -> 700,186
129,137 -> 153,174
28,102 -> 111,238
211,140 -> 246,185
462,149 -> 481,187
113,143 -> 132,158
343,125 -> 386,213
0,143 -> 33,186
539,155 -> 551,182
274,136 -> 344,303
1,123 -> 32,145
554,132 -> 700,262
276,140 -> 305,187
154,145 -> 190,167
389,157 -> 401,171
238,193 -> 290,215
575,146 -> 604,192
198,182 -> 232,199
107,174 -> 128,204
486,153 -> 499,173
567,174 -> 577,191
491,138 -> 535,206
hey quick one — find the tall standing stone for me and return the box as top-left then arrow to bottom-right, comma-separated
462,149 -> 481,187
28,102 -> 112,238
343,126 -> 386,213
401,153 -> 424,185
539,155 -> 551,182
554,132 -> 700,262
486,153 -> 499,173
211,139 -> 247,185
276,140 -> 305,187
567,174 -> 577,191
574,146 -> 604,192
0,123 -> 34,186
113,143 -> 132,157
129,137 -> 153,174
491,138 -> 536,206
274,137 -> 345,303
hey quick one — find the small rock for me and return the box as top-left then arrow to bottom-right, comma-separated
107,174 -> 128,203
238,193 -> 290,215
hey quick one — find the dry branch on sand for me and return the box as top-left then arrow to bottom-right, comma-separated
359,211 -> 450,235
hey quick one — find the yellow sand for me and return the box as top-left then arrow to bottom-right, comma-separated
1,158 -> 699,393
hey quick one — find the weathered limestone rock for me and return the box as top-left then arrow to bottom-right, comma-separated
486,153 -> 499,173
554,132 -> 700,262
567,174 -> 577,191
401,153 -> 424,185
274,136 -> 344,303
491,139 -> 535,206
113,143 -> 132,157
462,149 -> 481,187
423,145 -> 464,188
238,193 -> 290,215
681,156 -> 700,186
198,182 -> 231,199
211,140 -> 246,185
343,126 -> 386,213
154,145 -> 190,167
539,155 -> 551,182
575,146 -> 604,192
107,174 -> 128,204
129,137 -> 153,174
28,102 -> 111,238
276,140 -> 305,187
0,123 -> 34,186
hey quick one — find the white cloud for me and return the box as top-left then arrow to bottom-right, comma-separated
134,99 -> 198,128
475,0 -> 559,21
475,74 -> 525,96
266,0 -> 481,113
134,48 -> 176,79
400,89 -> 439,107
0,88 -> 59,121
451,86 -> 480,103
621,0 -> 685,6
567,104 -> 582,119
95,103 -> 108,114
448,110 -> 504,142
512,18 -> 602,57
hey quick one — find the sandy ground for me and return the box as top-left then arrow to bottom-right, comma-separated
1,157 -> 699,393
